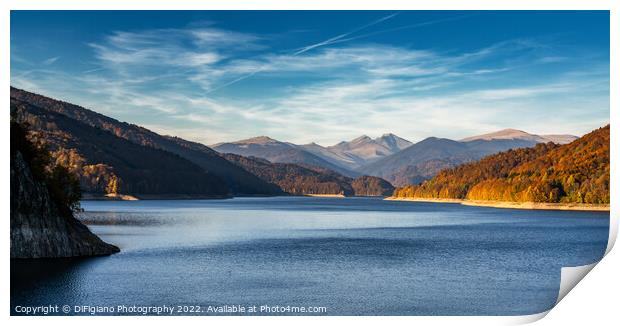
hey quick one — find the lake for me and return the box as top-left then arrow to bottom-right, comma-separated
11,196 -> 609,316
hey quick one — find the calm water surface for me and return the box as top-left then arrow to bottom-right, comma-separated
11,197 -> 609,315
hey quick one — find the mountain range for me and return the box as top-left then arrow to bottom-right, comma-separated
211,133 -> 413,177
212,136 -> 358,177
10,87 -> 394,198
213,129 -> 578,187
460,128 -> 578,144
393,125 -> 609,204
11,86 -> 581,197
300,134 -> 412,170
357,137 -> 548,186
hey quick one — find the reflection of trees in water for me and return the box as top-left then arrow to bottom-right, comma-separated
76,212 -> 169,226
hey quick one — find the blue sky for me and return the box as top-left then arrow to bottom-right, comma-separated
11,11 -> 610,145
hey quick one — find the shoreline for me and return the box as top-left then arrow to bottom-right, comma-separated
81,193 -> 352,201
81,193 -> 232,201
385,197 -> 610,212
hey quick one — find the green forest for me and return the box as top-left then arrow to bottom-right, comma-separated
393,125 -> 609,204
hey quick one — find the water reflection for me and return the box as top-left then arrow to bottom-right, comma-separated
11,256 -> 113,313
11,197 -> 610,316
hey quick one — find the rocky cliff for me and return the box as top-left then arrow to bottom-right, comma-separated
11,151 -> 119,258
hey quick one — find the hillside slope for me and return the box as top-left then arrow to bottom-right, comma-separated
223,154 -> 353,196
223,154 -> 394,197
10,87 -> 281,196
12,99 -> 231,198
393,125 -> 609,204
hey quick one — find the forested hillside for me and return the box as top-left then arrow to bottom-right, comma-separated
223,154 -> 352,196
10,87 -> 281,196
351,175 -> 395,196
223,154 -> 394,196
393,125 -> 609,204
11,99 -> 231,198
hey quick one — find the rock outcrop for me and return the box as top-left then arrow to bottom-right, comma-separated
11,151 -> 119,258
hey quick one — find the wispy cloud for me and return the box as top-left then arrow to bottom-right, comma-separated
315,13 -> 479,49
42,56 -> 60,65
204,12 -> 400,93
89,26 -> 261,70
202,13 -> 482,93
293,12 -> 399,55
11,19 -> 609,146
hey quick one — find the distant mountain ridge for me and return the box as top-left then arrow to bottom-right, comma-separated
460,128 -> 577,144
357,128 -> 579,187
355,136 -> 541,186
393,125 -> 609,204
215,129 -> 577,187
213,133 -> 412,174
310,133 -> 413,169
212,136 -> 360,177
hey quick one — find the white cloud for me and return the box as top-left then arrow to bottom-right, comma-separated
89,27 -> 260,70
469,84 -> 576,101
12,23 -> 609,146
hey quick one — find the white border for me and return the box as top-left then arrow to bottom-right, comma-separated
2,1 -> 616,325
